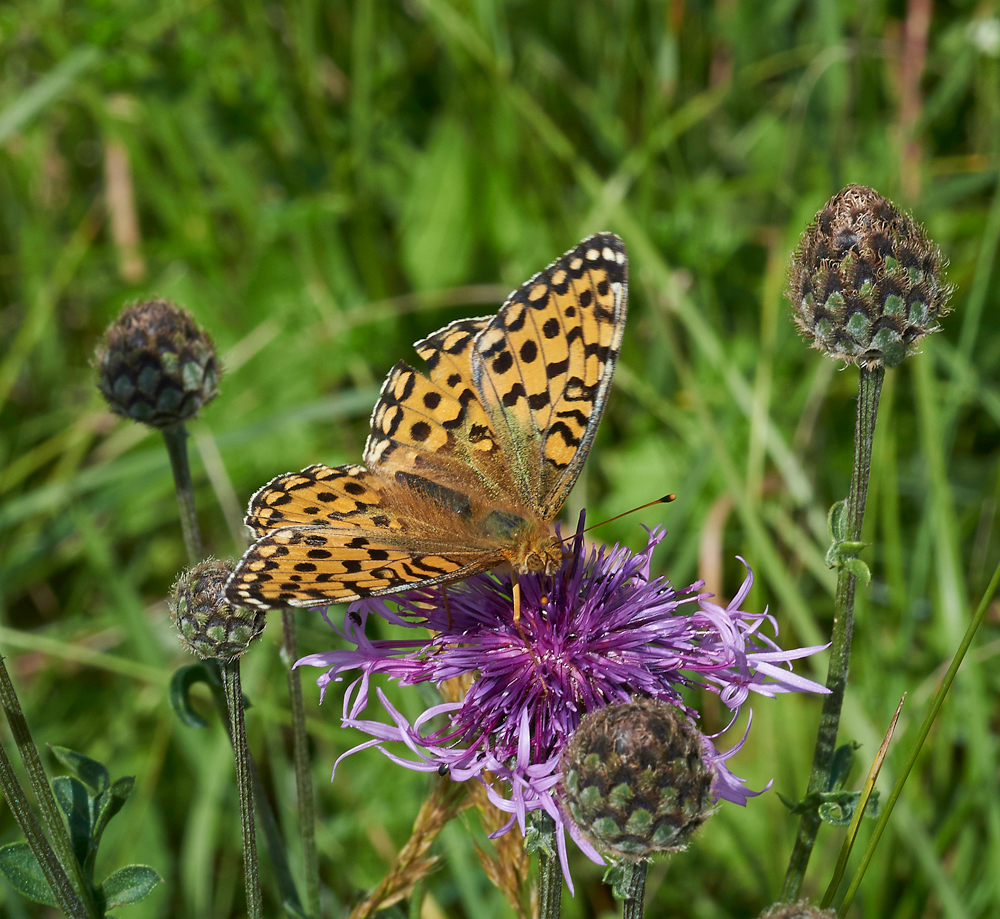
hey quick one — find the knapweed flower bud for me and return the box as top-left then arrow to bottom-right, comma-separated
170,559 -> 265,661
95,298 -> 219,427
789,184 -> 951,369
759,902 -> 838,919
558,697 -> 715,860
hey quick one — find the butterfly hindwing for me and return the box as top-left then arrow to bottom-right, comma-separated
244,463 -> 398,538
228,524 -> 491,609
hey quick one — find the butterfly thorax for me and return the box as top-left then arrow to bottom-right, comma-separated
480,508 -> 562,575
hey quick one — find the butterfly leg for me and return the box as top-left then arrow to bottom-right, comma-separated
512,573 -> 532,647
511,572 -> 542,664
441,584 -> 453,631
511,573 -> 550,695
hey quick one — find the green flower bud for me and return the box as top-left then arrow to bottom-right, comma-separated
170,559 -> 265,662
788,185 -> 952,368
558,698 -> 715,860
95,298 -> 219,427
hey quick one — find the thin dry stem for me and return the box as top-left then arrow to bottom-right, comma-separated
348,775 -> 469,919
103,139 -> 146,282
438,673 -> 534,916
467,777 -> 532,919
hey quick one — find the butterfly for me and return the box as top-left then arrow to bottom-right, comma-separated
225,233 -> 629,621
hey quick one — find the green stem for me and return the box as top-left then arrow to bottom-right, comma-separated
781,364 -> 884,901
0,741 -> 88,919
622,861 -> 648,919
251,756 -> 304,918
161,423 -> 203,564
220,659 -> 263,919
0,659 -> 100,918
536,814 -> 563,919
204,661 -> 306,916
282,609 -> 321,917
838,550 -> 1000,914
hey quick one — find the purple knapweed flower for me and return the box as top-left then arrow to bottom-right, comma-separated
298,523 -> 828,886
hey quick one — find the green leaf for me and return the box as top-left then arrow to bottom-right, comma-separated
49,746 -> 109,795
827,498 -> 850,544
282,897 -> 312,919
602,863 -> 631,900
52,775 -> 93,867
169,664 -> 213,728
818,790 -> 865,826
524,812 -> 556,858
776,791 -> 798,810
0,46 -> 100,144
170,661 -> 248,727
98,864 -> 162,908
401,117 -> 474,291
0,842 -> 58,907
843,557 -> 872,586
91,776 -> 135,852
827,743 -> 859,791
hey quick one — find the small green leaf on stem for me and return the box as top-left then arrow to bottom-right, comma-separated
98,864 -> 163,908
603,863 -> 631,901
52,776 -> 93,868
169,664 -> 215,728
0,842 -> 59,907
49,747 -> 109,796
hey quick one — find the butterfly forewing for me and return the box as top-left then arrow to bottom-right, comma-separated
413,316 -> 492,390
362,361 -> 511,503
226,233 -> 629,612
470,233 -> 628,519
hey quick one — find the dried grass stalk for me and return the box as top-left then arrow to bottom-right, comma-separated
348,772 -> 469,918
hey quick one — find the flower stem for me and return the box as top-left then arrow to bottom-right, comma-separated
838,549 -> 1000,914
161,423 -> 203,564
203,661 -> 307,916
0,740 -> 89,919
220,659 -> 263,919
281,608 -> 321,917
0,658 -> 101,918
622,861 -> 648,919
536,813 -> 563,919
781,364 -> 884,901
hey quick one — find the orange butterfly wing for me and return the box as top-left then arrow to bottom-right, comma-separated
226,234 -> 629,611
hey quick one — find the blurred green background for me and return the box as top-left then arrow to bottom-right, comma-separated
1,0 -> 999,916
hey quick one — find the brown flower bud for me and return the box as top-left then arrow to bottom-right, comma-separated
788,185 -> 952,368
95,298 -> 219,427
558,698 -> 715,860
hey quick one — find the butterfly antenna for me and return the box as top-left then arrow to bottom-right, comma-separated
578,494 -> 676,535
